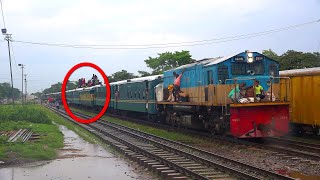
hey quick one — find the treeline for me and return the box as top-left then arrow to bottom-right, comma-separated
40,49 -> 320,94
0,82 -> 21,100
107,50 -> 193,82
41,81 -> 78,95
262,49 -> 320,70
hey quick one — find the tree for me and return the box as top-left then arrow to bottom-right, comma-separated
262,49 -> 280,61
138,70 -> 151,77
144,50 -> 194,74
31,92 -> 42,98
108,70 -> 138,83
42,81 -> 77,94
0,82 -> 20,100
262,49 -> 320,70
278,50 -> 320,70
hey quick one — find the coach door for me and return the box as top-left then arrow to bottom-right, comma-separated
145,81 -> 149,113
115,85 -> 119,111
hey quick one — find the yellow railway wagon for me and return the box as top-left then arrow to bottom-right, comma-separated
280,67 -> 320,135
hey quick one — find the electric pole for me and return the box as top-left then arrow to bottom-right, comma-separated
24,74 -> 27,103
2,29 -> 14,104
18,64 -> 24,104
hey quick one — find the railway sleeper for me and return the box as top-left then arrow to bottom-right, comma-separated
165,173 -> 185,180
151,164 -> 166,172
142,160 -> 158,167
160,170 -> 178,178
175,162 -> 201,166
167,158 -> 188,162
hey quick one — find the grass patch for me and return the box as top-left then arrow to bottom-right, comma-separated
0,105 -> 51,124
0,104 -> 113,163
0,120 -> 63,161
70,107 -> 205,144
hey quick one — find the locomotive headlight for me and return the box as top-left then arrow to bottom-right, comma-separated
247,52 -> 253,63
248,57 -> 254,63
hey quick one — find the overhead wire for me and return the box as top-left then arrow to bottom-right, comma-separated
11,18 -> 320,50
10,42 -> 21,75
0,0 -> 6,28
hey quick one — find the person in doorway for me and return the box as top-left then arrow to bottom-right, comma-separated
55,100 -> 60,110
254,80 -> 265,101
173,69 -> 185,102
167,84 -> 174,102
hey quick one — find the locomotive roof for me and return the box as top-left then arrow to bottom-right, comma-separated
205,53 -> 241,66
167,58 -> 219,71
280,67 -> 320,77
168,51 -> 278,71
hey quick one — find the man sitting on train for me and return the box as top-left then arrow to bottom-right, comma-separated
254,80 -> 265,101
228,82 -> 248,102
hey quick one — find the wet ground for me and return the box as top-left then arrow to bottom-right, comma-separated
0,125 -> 156,180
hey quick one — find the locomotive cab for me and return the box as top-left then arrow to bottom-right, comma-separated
220,51 -> 291,138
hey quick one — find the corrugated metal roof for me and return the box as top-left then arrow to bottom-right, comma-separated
165,58 -> 219,71
109,74 -> 163,85
126,74 -> 162,83
280,67 -> 320,77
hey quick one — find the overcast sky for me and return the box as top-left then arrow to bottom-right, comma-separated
0,0 -> 319,93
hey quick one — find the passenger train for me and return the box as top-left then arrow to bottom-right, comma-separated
43,51 -> 291,138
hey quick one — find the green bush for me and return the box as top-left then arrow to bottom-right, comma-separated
0,136 -> 8,144
0,105 -> 51,124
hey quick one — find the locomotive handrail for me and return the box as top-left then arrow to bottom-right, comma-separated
269,76 -> 291,102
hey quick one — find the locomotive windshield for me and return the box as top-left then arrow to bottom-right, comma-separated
231,62 -> 264,75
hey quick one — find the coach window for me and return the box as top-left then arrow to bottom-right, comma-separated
218,65 -> 229,84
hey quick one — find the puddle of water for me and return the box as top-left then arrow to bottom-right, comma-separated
0,125 -> 139,180
289,171 -> 320,180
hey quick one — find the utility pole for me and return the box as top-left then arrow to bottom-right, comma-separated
18,64 -> 24,104
24,74 -> 27,103
1,28 -> 14,104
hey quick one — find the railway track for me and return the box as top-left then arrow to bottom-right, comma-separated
46,105 -> 294,180
262,137 -> 320,160
72,106 -> 320,162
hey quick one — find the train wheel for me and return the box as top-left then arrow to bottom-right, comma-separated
312,126 -> 320,136
292,124 -> 305,136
